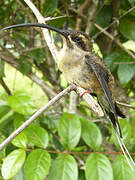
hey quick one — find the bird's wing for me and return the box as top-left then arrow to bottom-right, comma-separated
85,55 -> 116,115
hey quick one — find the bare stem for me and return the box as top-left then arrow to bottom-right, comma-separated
0,78 -> 12,95
116,101 -> 135,110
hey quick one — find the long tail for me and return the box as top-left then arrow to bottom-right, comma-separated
108,104 -> 135,169
116,132 -> 135,169
99,95 -> 135,169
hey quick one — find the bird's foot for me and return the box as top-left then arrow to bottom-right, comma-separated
80,89 -> 89,97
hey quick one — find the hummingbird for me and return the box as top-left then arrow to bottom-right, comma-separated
3,23 -> 135,167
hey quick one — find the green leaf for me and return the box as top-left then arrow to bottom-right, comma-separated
0,61 -> 5,78
0,90 -> 8,99
24,124 -> 49,148
48,154 -> 78,180
58,113 -> 81,150
13,113 -> 26,129
43,0 -> 58,16
96,5 -> 112,28
80,117 -> 102,150
24,149 -> 51,180
45,114 -> 59,131
12,132 -> 28,148
119,15 -> 135,41
85,153 -> 113,180
113,155 -> 135,180
2,149 -> 26,179
104,50 -> 135,72
19,60 -> 32,75
7,91 -> 36,115
128,0 -> 135,5
29,48 -> 45,64
49,17 -> 67,28
117,64 -> 135,84
0,102 -> 10,120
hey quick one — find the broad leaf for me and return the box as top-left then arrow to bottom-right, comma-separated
24,149 -> 51,180
0,102 -> 10,119
12,132 -> 28,148
58,113 -> 81,150
48,154 -> 78,180
19,60 -> 32,75
119,15 -> 135,41
7,91 -> 36,115
0,61 -> 5,78
29,48 -> 45,64
85,153 -> 113,180
24,124 -> 49,148
43,0 -> 58,16
96,5 -> 112,28
81,117 -> 102,150
2,149 -> 26,179
113,155 -> 135,180
13,113 -> 26,129
117,64 -> 135,84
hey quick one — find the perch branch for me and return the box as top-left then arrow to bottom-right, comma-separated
76,86 -> 104,117
0,83 -> 104,151
0,84 -> 75,151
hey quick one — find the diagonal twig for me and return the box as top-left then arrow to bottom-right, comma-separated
93,6 -> 135,39
94,23 -> 135,60
0,84 -> 75,151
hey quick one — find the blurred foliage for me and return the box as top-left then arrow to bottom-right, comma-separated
0,0 -> 135,179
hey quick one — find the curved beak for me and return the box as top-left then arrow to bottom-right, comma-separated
3,23 -> 69,38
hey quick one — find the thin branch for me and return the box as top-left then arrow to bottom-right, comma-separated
0,50 -> 57,98
76,0 -> 91,30
94,23 -> 135,60
114,62 -> 135,64
85,2 -> 98,34
43,15 -> 70,22
93,6 -> 135,39
104,0 -> 121,54
0,78 -> 12,95
0,84 -> 75,151
116,101 -> 135,110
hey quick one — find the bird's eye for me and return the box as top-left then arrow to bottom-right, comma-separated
71,36 -> 82,43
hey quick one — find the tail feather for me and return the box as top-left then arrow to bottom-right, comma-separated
107,110 -> 122,138
116,133 -> 135,169
108,110 -> 135,169
99,96 -> 135,168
